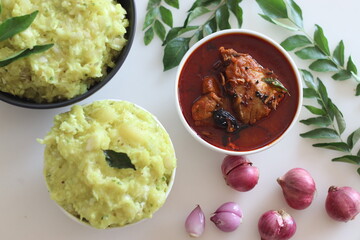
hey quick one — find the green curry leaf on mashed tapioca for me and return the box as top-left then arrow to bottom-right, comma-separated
103,150 -> 136,170
0,5 -> 53,67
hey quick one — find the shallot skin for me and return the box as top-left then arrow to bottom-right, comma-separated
277,168 -> 316,210
210,202 -> 243,232
325,186 -> 360,222
221,155 -> 259,192
185,205 -> 205,237
258,210 -> 296,240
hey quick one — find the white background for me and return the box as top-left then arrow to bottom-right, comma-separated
1,0 -> 359,239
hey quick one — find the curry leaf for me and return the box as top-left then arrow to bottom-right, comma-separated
332,155 -> 360,165
154,20 -> 166,41
347,56 -> 358,74
163,26 -> 197,45
0,44 -> 54,67
0,10 -> 38,42
330,102 -> 346,134
317,79 -> 329,106
259,14 -> 298,31
262,77 -> 289,94
303,105 -> 326,115
332,70 -> 352,81
203,17 -> 217,36
347,128 -> 360,149
164,0 -> 179,9
147,0 -> 161,10
303,88 -> 317,98
309,59 -> 338,72
216,5 -> 231,30
281,35 -> 311,51
258,14 -> 277,25
159,6 -> 173,27
300,128 -> 339,139
227,0 -> 243,27
255,0 -> 288,19
144,27 -> 154,45
356,84 -> 360,96
295,46 -> 327,60
300,69 -> 317,90
313,25 -> 330,56
163,37 -> 190,71
185,6 -> 211,26
333,40 -> 345,66
313,142 -> 351,152
286,0 -> 303,28
143,7 -> 158,30
103,150 -> 136,170
300,116 -> 331,127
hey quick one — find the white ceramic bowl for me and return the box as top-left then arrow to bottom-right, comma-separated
175,29 -> 303,155
44,99 -> 176,229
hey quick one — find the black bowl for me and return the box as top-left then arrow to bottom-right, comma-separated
0,0 -> 136,109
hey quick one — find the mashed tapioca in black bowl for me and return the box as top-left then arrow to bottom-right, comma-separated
0,0 -> 135,109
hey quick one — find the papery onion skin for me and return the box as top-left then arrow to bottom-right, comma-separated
258,210 -> 296,240
185,205 -> 205,237
210,202 -> 243,232
325,186 -> 360,222
221,155 -> 259,192
277,168 -> 316,210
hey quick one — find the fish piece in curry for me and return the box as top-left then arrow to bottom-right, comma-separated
191,47 -> 288,129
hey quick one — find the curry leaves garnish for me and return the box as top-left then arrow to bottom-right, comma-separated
299,70 -> 360,175
0,10 -> 38,41
262,77 -> 289,95
0,44 -> 53,67
103,150 -> 136,170
163,0 -> 243,71
256,0 -> 360,96
144,0 -> 244,71
143,0 -> 179,45
0,7 -> 53,67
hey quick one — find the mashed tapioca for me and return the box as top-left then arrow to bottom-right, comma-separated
40,100 -> 177,229
0,0 -> 128,103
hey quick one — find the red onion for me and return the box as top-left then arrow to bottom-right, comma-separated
325,186 -> 360,222
185,205 -> 205,237
277,168 -> 316,210
210,202 -> 243,232
221,155 -> 259,192
258,210 -> 296,240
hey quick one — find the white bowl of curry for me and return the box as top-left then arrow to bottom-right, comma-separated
175,29 -> 302,155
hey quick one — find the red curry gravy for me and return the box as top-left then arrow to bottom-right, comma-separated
178,33 -> 300,152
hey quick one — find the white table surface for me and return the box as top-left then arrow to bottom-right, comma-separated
1,1 -> 359,239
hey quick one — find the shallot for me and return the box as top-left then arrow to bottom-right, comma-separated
210,202 -> 243,232
258,210 -> 296,240
185,205 -> 205,237
221,155 -> 259,192
277,168 -> 316,210
325,186 -> 360,222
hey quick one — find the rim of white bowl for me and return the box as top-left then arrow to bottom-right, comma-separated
175,29 -> 303,156
48,99 -> 177,229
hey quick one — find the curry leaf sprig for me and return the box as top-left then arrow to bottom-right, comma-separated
256,0 -> 360,96
143,0 -> 180,45
300,69 -> 360,175
0,8 -> 53,67
151,0 -> 243,71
